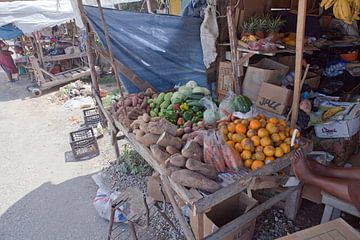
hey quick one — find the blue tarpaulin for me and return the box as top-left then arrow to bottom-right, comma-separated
84,6 -> 207,93
0,24 -> 23,39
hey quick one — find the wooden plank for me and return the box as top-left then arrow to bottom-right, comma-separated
193,139 -> 313,214
191,213 -> 204,240
94,94 -> 116,133
204,186 -> 300,240
168,177 -> 197,205
92,44 -> 156,92
285,183 -> 303,220
290,0 -> 307,128
41,52 -> 87,62
40,69 -> 92,90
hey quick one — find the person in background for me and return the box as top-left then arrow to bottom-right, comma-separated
0,40 -> 18,82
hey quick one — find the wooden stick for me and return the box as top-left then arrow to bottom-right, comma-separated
96,0 -> 127,117
286,64 -> 310,122
161,175 -> 195,240
204,185 -> 301,240
290,0 -> 307,128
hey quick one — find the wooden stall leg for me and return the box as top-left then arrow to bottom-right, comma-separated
111,130 -> 120,159
107,207 -> 116,240
128,221 -> 138,240
321,205 -> 334,223
161,176 -> 195,240
190,213 -> 204,240
284,185 -> 303,220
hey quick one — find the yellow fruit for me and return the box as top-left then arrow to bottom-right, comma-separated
279,132 -> 286,141
260,136 -> 272,147
219,125 -> 228,136
241,138 -> 254,151
241,150 -> 252,160
266,123 -> 279,134
280,143 -> 290,154
235,142 -> 243,152
271,133 -> 281,143
284,137 -> 292,145
268,117 -> 278,124
278,119 -> 287,127
263,146 -> 275,157
241,119 -> 250,127
227,122 -> 236,133
260,119 -> 267,128
278,125 -> 285,132
249,119 -> 261,130
255,146 -> 264,152
258,128 -> 269,138
285,127 -> 291,137
227,140 -> 235,147
265,157 -> 275,164
251,160 -> 265,171
254,151 -> 265,161
235,123 -> 247,134
257,113 -> 266,120
251,135 -> 261,146
227,132 -> 233,140
232,133 -> 246,143
247,129 -> 257,138
252,153 -> 257,160
275,147 -> 284,158
244,159 -> 253,168
234,119 -> 242,124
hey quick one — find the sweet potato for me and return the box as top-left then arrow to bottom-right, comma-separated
166,146 -> 179,155
181,140 -> 203,161
164,166 -> 182,176
138,133 -> 159,146
176,128 -> 184,137
124,98 -> 132,107
171,169 -> 221,193
142,113 -> 150,123
157,132 -> 182,149
167,153 -> 186,168
184,127 -> 192,133
150,145 -> 170,164
148,119 -> 177,136
139,121 -> 149,132
135,130 -> 146,141
140,97 -> 148,109
185,158 -> 217,179
130,119 -> 143,130
184,121 -> 192,128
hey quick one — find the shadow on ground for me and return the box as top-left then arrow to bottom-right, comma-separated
0,174 -> 109,240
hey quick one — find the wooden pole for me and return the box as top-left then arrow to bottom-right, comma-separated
290,0 -> 307,128
95,0 -> 127,117
77,0 -> 100,94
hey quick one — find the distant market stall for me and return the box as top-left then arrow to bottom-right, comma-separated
77,0 -> 360,239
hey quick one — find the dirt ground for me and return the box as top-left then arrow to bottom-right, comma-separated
0,72 -> 116,240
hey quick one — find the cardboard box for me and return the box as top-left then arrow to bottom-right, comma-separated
256,82 -> 293,115
243,58 -> 289,101
218,61 -> 235,99
277,218 -> 360,240
314,102 -> 360,139
202,192 -> 257,240
147,175 -> 170,203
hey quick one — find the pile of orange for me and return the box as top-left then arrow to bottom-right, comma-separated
219,114 -> 300,171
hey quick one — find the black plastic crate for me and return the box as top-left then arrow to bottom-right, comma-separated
83,107 -> 105,128
69,127 -> 99,159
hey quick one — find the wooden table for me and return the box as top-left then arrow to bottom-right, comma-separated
112,117 -> 313,240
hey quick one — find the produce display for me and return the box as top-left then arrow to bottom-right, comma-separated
320,0 -> 359,24
113,80 -> 300,193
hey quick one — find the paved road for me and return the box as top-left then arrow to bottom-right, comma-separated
0,73 -> 112,240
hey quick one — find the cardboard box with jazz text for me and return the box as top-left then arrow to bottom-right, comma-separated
256,82 -> 293,115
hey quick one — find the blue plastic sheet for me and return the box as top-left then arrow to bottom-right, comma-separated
0,24 -> 23,39
84,6 -> 207,93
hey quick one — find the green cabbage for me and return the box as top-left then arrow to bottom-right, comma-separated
185,80 -> 198,89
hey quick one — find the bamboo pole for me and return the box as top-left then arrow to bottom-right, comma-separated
290,0 -> 307,128
95,0 -> 127,117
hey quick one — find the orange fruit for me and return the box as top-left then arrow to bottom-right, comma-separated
285,127 -> 291,137
235,123 -> 247,134
254,151 -> 265,161
249,119 -> 261,130
290,128 -> 300,139
258,128 -> 269,138
280,143 -> 290,154
241,150 -> 252,160
263,146 -> 275,157
257,113 -> 266,120
266,123 -> 279,134
271,133 -> 281,143
227,122 -> 236,133
244,159 -> 253,168
241,119 -> 250,127
260,119 -> 267,128
241,138 -> 254,151
275,147 -> 284,158
284,137 -> 292,145
247,129 -> 257,138
268,117 -> 278,124
278,125 -> 285,132
260,136 -> 272,147
227,132 -> 233,140
232,133 -> 246,143
251,160 -> 264,171
278,132 -> 286,141
219,125 -> 228,135
265,156 -> 275,164
251,135 -> 261,146
278,119 -> 287,127
251,153 -> 257,160
235,142 -> 243,152
227,140 -> 235,147
234,119 -> 242,124
294,143 -> 299,149
255,146 -> 264,152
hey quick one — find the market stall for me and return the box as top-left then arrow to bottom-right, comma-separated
77,0 -> 359,239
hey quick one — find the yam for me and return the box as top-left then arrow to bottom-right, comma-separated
176,128 -> 184,137
170,169 -> 221,193
181,140 -> 203,161
130,119 -> 143,130
150,145 -> 170,164
148,118 -> 177,136
167,153 -> 186,168
157,132 -> 182,149
185,158 -> 217,179
139,121 -> 149,132
142,113 -> 150,123
138,133 -> 159,146
145,88 -> 154,97
151,117 -> 161,122
184,127 -> 192,133
140,97 -> 148,109
135,130 -> 146,141
182,133 -> 190,141
164,166 -> 181,176
166,146 -> 179,155
124,98 -> 132,107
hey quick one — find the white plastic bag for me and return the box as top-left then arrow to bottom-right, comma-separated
199,97 -> 219,124
93,188 -> 127,223
219,91 -> 235,119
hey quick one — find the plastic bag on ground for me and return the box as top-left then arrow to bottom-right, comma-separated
199,96 -> 219,124
219,91 -> 235,119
